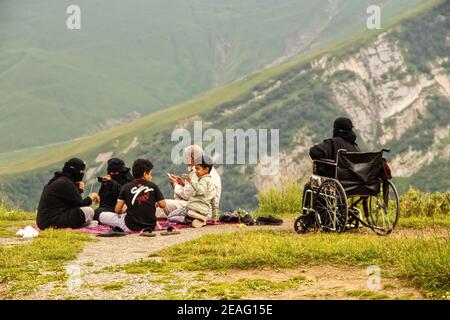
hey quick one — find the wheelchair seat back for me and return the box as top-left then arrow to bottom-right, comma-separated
337,151 -> 384,196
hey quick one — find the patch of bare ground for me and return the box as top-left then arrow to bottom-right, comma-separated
221,266 -> 423,300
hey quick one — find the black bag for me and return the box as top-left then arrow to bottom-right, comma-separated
255,215 -> 283,225
219,212 -> 240,223
382,158 -> 392,180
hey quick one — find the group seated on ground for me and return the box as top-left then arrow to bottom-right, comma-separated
36,117 -> 358,235
36,145 -> 222,236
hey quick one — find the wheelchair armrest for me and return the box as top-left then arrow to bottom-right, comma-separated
313,159 -> 337,166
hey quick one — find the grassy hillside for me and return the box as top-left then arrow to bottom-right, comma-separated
0,0 -> 429,152
0,0 -> 448,212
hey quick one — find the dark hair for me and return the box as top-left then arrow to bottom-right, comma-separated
194,155 -> 213,173
132,159 -> 154,178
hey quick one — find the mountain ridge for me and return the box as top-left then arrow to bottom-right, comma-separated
1,0 -> 448,211
0,0 -> 430,151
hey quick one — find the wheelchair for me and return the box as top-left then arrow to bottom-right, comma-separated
294,149 -> 400,236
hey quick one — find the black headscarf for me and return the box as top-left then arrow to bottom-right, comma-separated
62,158 -> 86,182
107,158 -> 132,185
333,117 -> 357,145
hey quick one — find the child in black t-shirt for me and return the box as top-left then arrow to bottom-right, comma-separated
98,159 -> 166,232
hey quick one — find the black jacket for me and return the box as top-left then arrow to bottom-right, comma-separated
310,137 -> 360,177
97,171 -> 133,211
37,172 -> 92,229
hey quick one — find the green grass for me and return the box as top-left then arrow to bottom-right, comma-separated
256,182 -> 450,222
346,290 -> 390,300
399,215 -> 450,229
186,276 -> 307,300
400,188 -> 450,217
0,229 -> 92,298
109,184 -> 450,297
257,182 -> 304,217
0,220 -> 35,238
0,205 -> 36,221
135,272 -> 307,300
118,229 -> 449,299
0,205 -> 92,298
0,205 -> 36,237
101,282 -> 127,291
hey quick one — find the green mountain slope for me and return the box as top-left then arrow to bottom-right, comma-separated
0,0 -> 428,152
1,0 -> 448,212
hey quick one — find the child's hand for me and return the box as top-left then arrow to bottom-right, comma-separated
183,174 -> 191,182
169,176 -> 178,185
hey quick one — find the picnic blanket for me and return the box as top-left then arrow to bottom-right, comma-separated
75,219 -> 224,236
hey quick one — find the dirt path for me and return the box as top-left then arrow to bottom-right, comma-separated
21,220 -> 429,300
22,222 -> 291,299
75,222 -> 291,271
219,265 -> 424,300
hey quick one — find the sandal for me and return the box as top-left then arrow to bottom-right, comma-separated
161,225 -> 180,236
98,226 -> 126,237
140,228 -> 156,237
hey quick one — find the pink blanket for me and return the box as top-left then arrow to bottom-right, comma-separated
75,219 -> 224,236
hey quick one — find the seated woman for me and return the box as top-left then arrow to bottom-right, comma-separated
304,117 -> 361,201
166,155 -> 218,228
36,158 -> 100,230
98,159 -> 166,233
309,117 -> 360,176
94,158 -> 133,221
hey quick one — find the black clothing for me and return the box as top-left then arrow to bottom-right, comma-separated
305,117 -> 361,201
334,129 -> 357,145
37,172 -> 92,229
94,170 -> 133,221
310,137 -> 360,161
310,137 -> 360,177
118,179 -> 165,231
94,206 -> 112,221
107,158 -> 129,174
333,117 -> 357,144
333,117 -> 354,131
62,158 -> 85,182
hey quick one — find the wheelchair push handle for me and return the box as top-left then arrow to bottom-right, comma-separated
382,148 -> 390,153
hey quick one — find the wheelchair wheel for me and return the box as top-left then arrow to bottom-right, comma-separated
294,214 -> 315,234
346,207 -> 361,230
365,180 -> 399,236
314,179 -> 348,233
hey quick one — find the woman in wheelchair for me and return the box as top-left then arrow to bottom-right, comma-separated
304,117 -> 360,198
310,117 -> 360,171
296,117 -> 399,236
